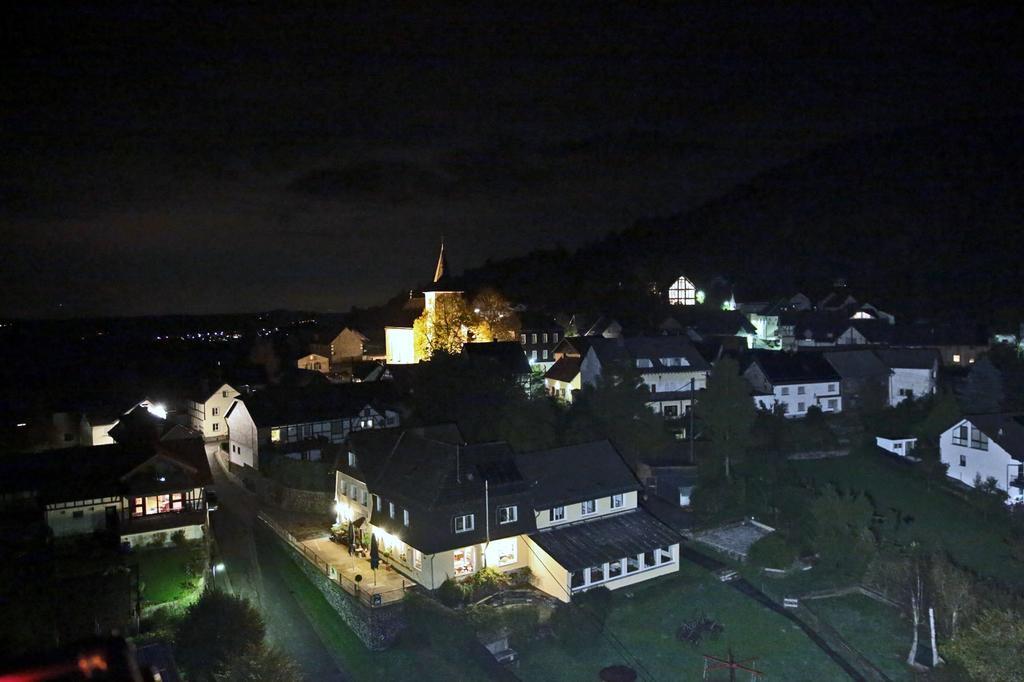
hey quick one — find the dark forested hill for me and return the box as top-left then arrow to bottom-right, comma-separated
456,117 -> 1024,323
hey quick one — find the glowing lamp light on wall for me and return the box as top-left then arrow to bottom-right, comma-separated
334,502 -> 353,522
146,402 -> 168,419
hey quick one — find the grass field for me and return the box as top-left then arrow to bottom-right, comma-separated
259,524 -> 495,681
808,594 -> 913,681
134,544 -> 203,605
517,562 -> 848,682
791,447 -> 1022,590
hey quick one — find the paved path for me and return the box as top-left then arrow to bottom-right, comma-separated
206,446 -> 347,681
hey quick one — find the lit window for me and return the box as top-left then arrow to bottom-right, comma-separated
497,505 -> 517,524
375,496 -> 381,512
453,547 -> 475,576
549,506 -> 564,522
668,275 -> 697,306
542,333 -> 549,343
403,509 -> 410,526
953,354 -> 962,364
347,451 -> 356,467
454,514 -> 475,533
581,500 -> 596,516
485,537 -> 518,567
413,549 -> 423,570
270,428 -> 281,442
520,333 -> 527,344
389,502 -> 395,518
531,334 -> 538,344
611,494 -> 624,509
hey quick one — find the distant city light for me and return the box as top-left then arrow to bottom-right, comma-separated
16,422 -> 27,427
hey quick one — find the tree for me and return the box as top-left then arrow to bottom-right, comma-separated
214,643 -> 300,682
808,485 -> 876,576
414,294 -> 471,359
914,390 -> 961,444
971,475 -> 1009,520
959,356 -> 1004,414
699,357 -> 757,481
174,590 -> 266,681
930,553 -> 977,641
566,364 -> 669,467
944,609 -> 1024,681
470,287 -> 520,342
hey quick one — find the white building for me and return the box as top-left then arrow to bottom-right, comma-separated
187,383 -> 240,441
876,349 -> 939,407
744,353 -> 843,417
940,414 -> 1024,505
876,436 -> 918,458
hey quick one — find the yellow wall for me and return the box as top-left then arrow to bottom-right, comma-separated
524,535 -> 571,602
535,491 -> 637,531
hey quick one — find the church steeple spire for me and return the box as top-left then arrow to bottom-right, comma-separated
433,240 -> 448,284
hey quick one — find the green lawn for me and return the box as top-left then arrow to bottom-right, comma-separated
259,525 -> 494,681
791,447 -> 1022,590
134,544 -> 204,605
808,594 -> 913,681
517,563 -> 849,682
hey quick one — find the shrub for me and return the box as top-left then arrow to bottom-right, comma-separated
438,577 -> 467,607
464,567 -> 512,601
747,533 -> 797,569
148,532 -> 168,547
171,530 -> 188,547
174,591 -> 265,681
508,566 -> 534,588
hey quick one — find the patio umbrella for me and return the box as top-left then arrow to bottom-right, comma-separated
369,533 -> 380,585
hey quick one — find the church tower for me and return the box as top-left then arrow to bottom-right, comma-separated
423,240 -> 462,314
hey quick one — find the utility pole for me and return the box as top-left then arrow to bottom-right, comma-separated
689,377 -> 696,463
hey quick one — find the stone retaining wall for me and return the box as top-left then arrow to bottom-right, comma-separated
269,525 -> 405,650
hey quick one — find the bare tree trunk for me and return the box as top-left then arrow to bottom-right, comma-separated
907,591 -> 919,666
929,607 -> 938,668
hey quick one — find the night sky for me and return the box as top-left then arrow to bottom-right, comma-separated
3,4 -> 1022,318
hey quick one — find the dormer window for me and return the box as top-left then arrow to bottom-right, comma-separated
581,500 -> 596,516
611,494 -> 624,509
498,505 -> 518,524
403,509 -> 410,526
549,506 -> 565,522
454,514 -> 475,533
347,451 -> 356,467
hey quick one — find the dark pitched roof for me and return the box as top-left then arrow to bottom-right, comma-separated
462,341 -> 531,375
823,350 -> 889,379
748,351 -> 840,384
0,438 -> 210,502
623,336 -> 711,373
515,440 -> 640,508
544,357 -> 581,383
876,348 -> 940,370
959,414 -> 1024,462
232,382 -> 396,427
528,508 -> 680,572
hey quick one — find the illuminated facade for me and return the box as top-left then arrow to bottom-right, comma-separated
668,275 -> 699,306
336,429 -> 680,602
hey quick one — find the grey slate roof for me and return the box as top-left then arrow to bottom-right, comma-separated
748,351 -> 840,385
528,508 -> 680,572
516,440 -> 640,508
233,382 -> 396,427
623,336 -> 711,373
824,350 -> 890,379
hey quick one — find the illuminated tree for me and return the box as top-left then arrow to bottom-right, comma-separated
413,293 -> 471,359
470,287 -> 520,342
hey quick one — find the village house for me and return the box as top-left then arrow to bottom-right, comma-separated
875,348 -> 939,406
224,383 -> 399,471
823,350 -> 889,411
940,414 -> 1024,505
744,352 -> 843,417
185,382 -> 240,441
517,311 -> 564,368
0,436 -> 211,548
297,353 -> 330,373
309,326 -> 371,364
334,427 -> 680,602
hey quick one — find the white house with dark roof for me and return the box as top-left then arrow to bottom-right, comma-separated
940,414 -> 1024,505
744,352 -> 843,417
186,382 -> 240,441
334,429 -> 680,601
876,349 -> 939,407
225,383 -> 399,470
